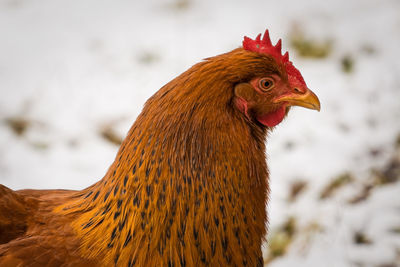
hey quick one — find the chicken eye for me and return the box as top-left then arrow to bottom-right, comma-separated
258,78 -> 275,92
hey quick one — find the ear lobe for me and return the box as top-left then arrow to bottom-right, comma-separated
234,97 -> 250,120
234,83 -> 256,120
234,83 -> 257,100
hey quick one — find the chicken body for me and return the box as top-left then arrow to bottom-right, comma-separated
0,31 -> 319,266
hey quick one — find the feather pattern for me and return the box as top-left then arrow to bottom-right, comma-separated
0,44 -> 301,266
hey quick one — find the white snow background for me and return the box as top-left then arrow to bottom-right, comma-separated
0,0 -> 399,266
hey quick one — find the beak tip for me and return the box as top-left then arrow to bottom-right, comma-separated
316,100 -> 321,112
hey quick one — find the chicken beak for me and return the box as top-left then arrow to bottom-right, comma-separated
273,88 -> 321,111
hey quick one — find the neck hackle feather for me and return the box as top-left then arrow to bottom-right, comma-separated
42,29 -> 302,267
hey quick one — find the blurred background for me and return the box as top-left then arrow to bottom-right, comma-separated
0,0 -> 399,266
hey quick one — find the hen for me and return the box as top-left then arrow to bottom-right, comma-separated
0,30 -> 320,266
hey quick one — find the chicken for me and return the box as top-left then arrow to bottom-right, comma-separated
0,29 -> 320,267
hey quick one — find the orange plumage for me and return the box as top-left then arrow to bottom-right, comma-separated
0,30 -> 320,266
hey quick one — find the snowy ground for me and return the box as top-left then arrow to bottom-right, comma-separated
1,0 -> 399,266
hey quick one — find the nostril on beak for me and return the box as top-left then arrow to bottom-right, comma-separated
294,87 -> 303,94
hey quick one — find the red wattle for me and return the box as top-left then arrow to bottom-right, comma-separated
256,106 -> 286,127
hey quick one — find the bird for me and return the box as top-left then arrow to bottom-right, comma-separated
0,29 -> 320,267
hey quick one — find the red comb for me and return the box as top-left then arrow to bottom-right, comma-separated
243,30 -> 306,86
